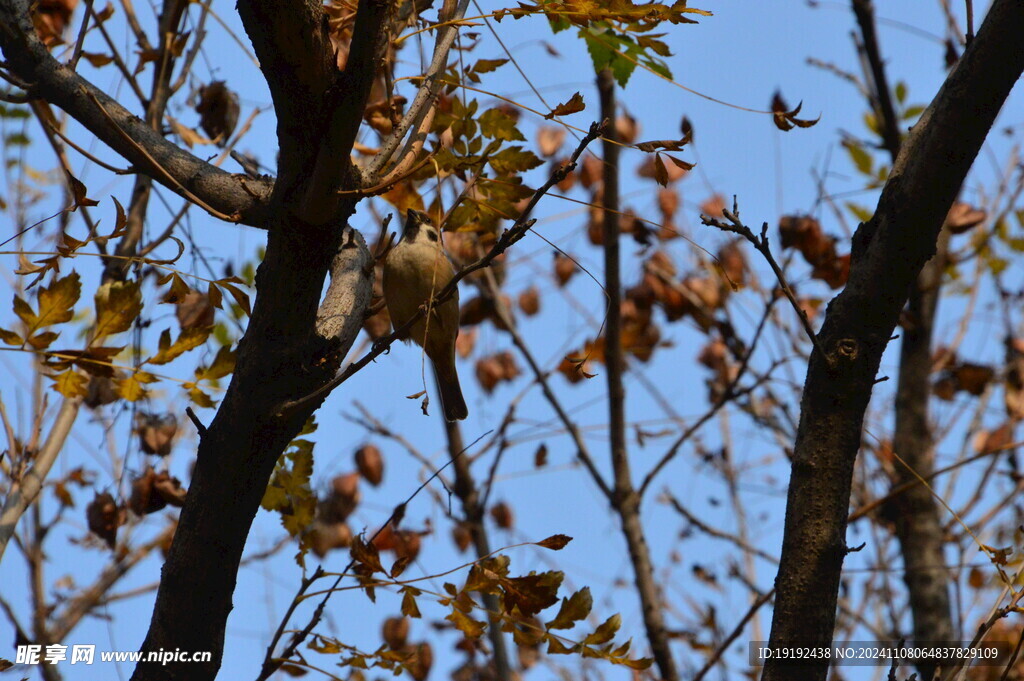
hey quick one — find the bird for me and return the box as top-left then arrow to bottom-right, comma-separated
383,208 -> 468,422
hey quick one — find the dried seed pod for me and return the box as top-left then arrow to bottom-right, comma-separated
195,81 -> 240,147
355,444 -> 384,486
87,492 -> 120,549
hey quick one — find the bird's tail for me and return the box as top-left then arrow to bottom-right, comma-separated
434,361 -> 468,422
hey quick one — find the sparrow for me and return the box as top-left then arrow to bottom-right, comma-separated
383,209 -> 468,421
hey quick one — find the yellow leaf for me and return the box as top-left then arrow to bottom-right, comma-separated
116,371 -> 156,402
546,635 -> 575,655
18,273 -> 81,333
583,614 -> 621,645
187,385 -> 216,408
38,272 -> 80,323
0,328 -> 22,345
94,280 -> 142,339
51,369 -> 88,398
546,586 -> 592,630
198,345 -> 235,380
27,331 -> 60,350
149,326 -> 210,365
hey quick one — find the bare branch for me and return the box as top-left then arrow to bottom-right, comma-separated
0,0 -> 273,226
366,0 -> 471,179
0,398 -> 82,561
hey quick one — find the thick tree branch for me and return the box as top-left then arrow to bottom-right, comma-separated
0,0 -> 273,226
302,0 -> 391,223
763,2 -> 1024,679
236,0 -> 334,203
851,3 -> 956,677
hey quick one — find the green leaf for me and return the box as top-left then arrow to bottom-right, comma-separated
489,147 -> 543,174
894,81 -> 907,104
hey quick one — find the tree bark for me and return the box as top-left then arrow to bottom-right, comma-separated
125,0 -> 389,676
763,2 -> 1024,679
885,229 -> 953,681
851,4 -> 956,678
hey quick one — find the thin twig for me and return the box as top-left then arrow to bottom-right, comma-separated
257,430 -> 491,681
692,588 -> 775,681
700,198 -> 825,356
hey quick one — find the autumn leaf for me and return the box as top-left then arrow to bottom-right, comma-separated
546,635 -> 576,655
116,371 -> 157,402
148,327 -> 211,365
51,368 -> 88,398
479,108 -> 525,142
770,93 -> 820,131
446,608 -> 486,639
401,586 -> 422,618
583,613 -> 622,645
64,170 -> 99,209
544,92 -> 585,120
536,534 -> 572,550
216,278 -> 252,316
196,345 -> 236,381
93,280 -> 142,339
13,272 -> 81,339
546,587 -> 593,630
501,571 -> 563,616
350,535 -> 385,574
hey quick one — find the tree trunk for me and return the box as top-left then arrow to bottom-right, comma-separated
763,2 -> 1024,679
